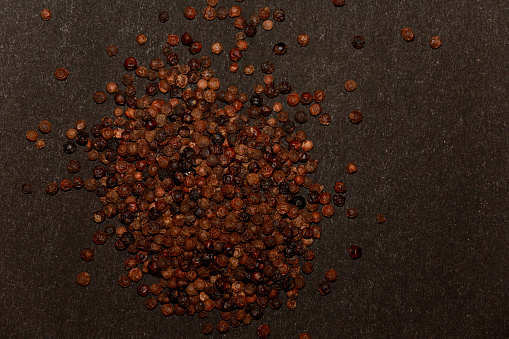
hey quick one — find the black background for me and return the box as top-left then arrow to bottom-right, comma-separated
0,1 -> 507,338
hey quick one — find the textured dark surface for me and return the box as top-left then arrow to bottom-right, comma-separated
0,1 -> 507,338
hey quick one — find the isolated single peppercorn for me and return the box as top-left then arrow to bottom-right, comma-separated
346,162 -> 357,174
35,139 -> 45,149
80,248 -> 95,262
211,42 -> 223,54
257,324 -> 271,338
400,27 -> 415,42
26,130 -> 38,142
183,7 -> 197,19
273,9 -> 285,21
346,208 -> 358,219
22,183 -> 33,194
297,34 -> 310,46
38,120 -> 52,134
300,333 -> 312,339
333,0 -> 346,5
322,204 -> 334,217
377,213 -> 386,224
344,80 -> 357,92
76,272 -> 90,286
318,281 -> 332,295
352,35 -> 366,49
319,113 -> 331,125
55,67 -> 69,80
324,269 -> 338,282
106,44 -> 118,56
202,323 -> 214,335
158,10 -> 169,23
429,35 -> 443,49
349,110 -> 363,124
40,8 -> 52,20
229,48 -> 242,61
348,245 -> 362,259
46,182 -> 59,195
301,262 -> 314,275
273,42 -> 287,55
93,91 -> 107,104
136,34 -> 147,45
124,57 -> 138,71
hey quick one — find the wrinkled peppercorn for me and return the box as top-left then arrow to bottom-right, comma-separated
26,130 -> 38,142
300,333 -> 312,339
257,324 -> 271,338
40,8 -> 52,20
158,11 -> 169,23
344,80 -> 357,92
217,320 -> 229,333
273,9 -> 285,22
183,7 -> 197,19
80,248 -> 95,262
352,35 -> 365,49
93,91 -> 107,104
67,159 -> 81,173
377,213 -> 386,224
346,208 -> 358,219
55,67 -> 69,80
400,27 -> 415,42
136,34 -> 147,45
349,110 -> 363,124
202,323 -> 214,335
346,162 -> 357,174
35,139 -> 45,149
319,113 -> 331,126
273,42 -> 287,55
106,44 -> 118,56
318,281 -> 332,295
118,275 -> 130,288
38,120 -> 52,134
124,57 -> 138,71
297,34 -> 310,46
76,272 -> 90,286
324,269 -> 338,282
46,182 -> 59,195
348,245 -> 362,259
429,35 -> 443,49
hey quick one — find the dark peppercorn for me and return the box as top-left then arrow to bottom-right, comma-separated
124,57 -> 138,71
349,110 -> 363,124
346,208 -> 358,218
93,91 -> 107,104
351,35 -> 366,49
46,182 -> 59,195
318,281 -> 332,295
118,275 -> 130,288
146,297 -> 158,310
324,269 -> 338,282
67,159 -> 81,173
333,194 -> 345,207
300,333 -> 312,339
22,184 -> 33,194
216,7 -> 228,20
158,10 -> 169,23
319,113 -> 331,126
72,176 -> 84,189
301,262 -> 314,275
217,320 -> 229,333
257,324 -> 271,338
377,213 -> 386,224
348,245 -> 362,259
245,24 -> 257,37
63,141 -> 76,154
189,41 -> 202,54
183,6 -> 197,19
273,9 -> 285,22
202,323 -> 214,335
273,42 -> 287,55
106,44 -> 118,56
80,248 -> 95,262
181,32 -> 193,46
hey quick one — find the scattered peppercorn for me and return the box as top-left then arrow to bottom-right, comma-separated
346,162 -> 357,174
348,245 -> 362,259
184,7 -> 197,20
429,35 -> 443,49
63,141 -> 76,154
324,269 -> 338,282
118,275 -> 130,288
349,110 -> 363,124
400,27 -> 415,42
35,139 -> 45,149
55,68 -> 69,80
332,0 -> 346,6
263,20 -> 273,31
93,91 -> 107,104
67,159 -> 81,173
76,272 -> 90,286
300,333 -> 312,339
158,10 -> 169,23
273,42 -> 287,55
203,6 -> 216,20
346,208 -> 358,219
136,34 -> 147,45
22,184 -> 33,194
377,213 -> 386,224
244,65 -> 255,75
318,281 -> 332,295
26,130 -> 38,142
40,8 -> 52,20
257,324 -> 271,338
273,9 -> 285,22
211,42 -> 223,54
105,44 -> 118,57
319,113 -> 331,126
80,248 -> 95,262
344,80 -> 357,92
217,320 -> 230,334
38,120 -> 52,134
297,34 -> 310,46
352,35 -> 366,49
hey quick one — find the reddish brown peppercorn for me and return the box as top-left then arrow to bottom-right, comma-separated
334,181 -> 346,193
93,91 -> 107,104
346,162 -> 357,174
124,57 -> 137,71
301,262 -> 314,275
324,269 -> 338,282
136,34 -> 147,45
211,42 -> 223,54
349,110 -> 363,124
46,182 -> 59,195
263,20 -> 273,31
55,68 -> 69,80
352,35 -> 366,49
297,34 -> 310,46
229,48 -> 242,62
40,8 -> 52,20
319,113 -> 331,125
203,6 -> 216,20
76,272 -> 90,286
184,7 -> 197,19
346,208 -> 358,219
344,80 -> 357,92
166,35 -> 179,46
80,248 -> 95,262
287,92 -> 300,107
202,323 -> 214,335
257,324 -> 271,338
106,44 -> 118,56
67,159 -> 81,173
400,27 -> 415,42
377,213 -> 386,224
318,281 -> 332,295
273,42 -> 287,55
322,204 -> 334,217
38,120 -> 52,134
333,0 -> 346,6
35,139 -> 45,149
26,130 -> 38,142
158,11 -> 169,23
273,9 -> 285,22
300,333 -> 312,339
118,275 -> 130,288
429,35 -> 443,49
348,245 -> 362,259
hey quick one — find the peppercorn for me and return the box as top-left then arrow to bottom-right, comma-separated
46,182 -> 59,195
257,324 -> 270,338
294,111 -> 308,124
80,248 -> 95,262
322,204 -> 334,217
301,262 -> 313,275
273,9 -> 285,22
93,91 -> 107,104
203,6 -> 216,20
217,320 -> 229,333
118,275 -> 130,288
38,120 -> 52,134
230,63 -> 238,73
76,272 -> 90,286
244,65 -> 255,75
229,48 -> 242,61
263,20 -> 273,31
22,183 -> 33,194
348,245 -> 362,259
184,6 -> 197,19
318,281 -> 331,295
319,113 -> 331,125
332,194 -> 345,207
346,162 -> 357,174
136,34 -> 147,45
35,139 -> 45,149
324,269 -> 338,282
106,44 -> 118,56
352,35 -> 366,49
202,323 -> 214,335
229,5 -> 241,18
429,35 -> 443,49
300,333 -> 312,339
40,8 -> 51,20
211,42 -> 223,54
26,130 -> 38,142
346,208 -> 358,219
377,213 -> 386,224
297,34 -> 310,46
273,42 -> 287,55
146,297 -> 158,310
67,159 -> 81,173
344,80 -> 357,92
55,68 -> 69,80
63,141 -> 76,154
216,7 -> 228,20
124,57 -> 138,71
259,7 -> 270,20
349,110 -> 363,124
400,27 -> 415,42
158,10 -> 169,23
